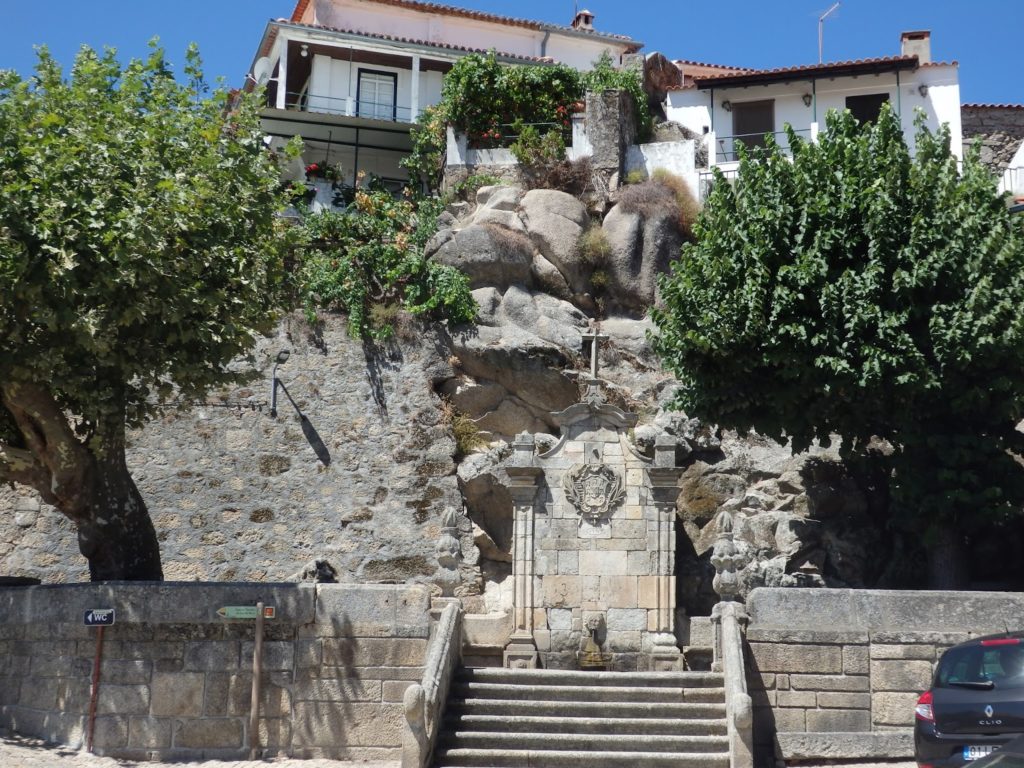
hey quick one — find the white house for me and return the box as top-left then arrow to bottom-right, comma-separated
248,0 -> 642,190
664,31 -> 962,195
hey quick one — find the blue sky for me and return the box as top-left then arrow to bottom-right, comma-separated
0,1 -> 1020,104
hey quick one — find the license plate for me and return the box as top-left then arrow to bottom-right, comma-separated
964,745 -> 997,761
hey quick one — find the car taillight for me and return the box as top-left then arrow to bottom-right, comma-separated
915,690 -> 934,722
981,637 -> 1021,646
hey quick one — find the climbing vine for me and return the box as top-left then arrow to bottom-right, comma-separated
402,51 -> 648,192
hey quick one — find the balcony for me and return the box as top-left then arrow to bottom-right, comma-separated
283,90 -> 418,124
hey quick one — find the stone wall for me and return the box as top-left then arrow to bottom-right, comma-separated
744,587 -> 1024,764
962,104 -> 1024,172
0,582 -> 430,760
0,316 -> 472,588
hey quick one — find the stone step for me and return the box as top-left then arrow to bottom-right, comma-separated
450,682 -> 725,704
446,699 -> 726,720
440,731 -> 729,754
433,748 -> 730,768
444,714 -> 728,736
457,668 -> 724,688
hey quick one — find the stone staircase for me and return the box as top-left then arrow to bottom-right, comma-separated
433,667 -> 730,767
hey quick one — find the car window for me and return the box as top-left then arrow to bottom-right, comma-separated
938,645 -> 1024,689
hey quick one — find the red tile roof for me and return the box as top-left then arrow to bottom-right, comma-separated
270,19 -> 551,63
962,103 -> 1024,110
693,55 -> 919,85
673,59 -> 754,73
291,0 -> 312,21
289,0 -> 640,47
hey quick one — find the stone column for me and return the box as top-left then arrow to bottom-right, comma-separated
504,433 -> 542,669
645,435 -> 683,671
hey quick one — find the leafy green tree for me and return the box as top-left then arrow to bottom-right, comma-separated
652,107 -> 1024,587
0,44 -> 290,580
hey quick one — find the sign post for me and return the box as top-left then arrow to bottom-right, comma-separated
216,605 -> 273,758
84,608 -> 114,752
249,602 -> 265,759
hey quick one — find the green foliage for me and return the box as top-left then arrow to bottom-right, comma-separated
578,226 -> 611,266
404,104 -> 446,194
295,188 -> 476,340
451,173 -> 502,201
510,124 -> 566,188
403,50 -> 649,191
0,42 -> 291,435
442,52 -> 581,143
624,169 -> 647,185
652,105 -> 1024,539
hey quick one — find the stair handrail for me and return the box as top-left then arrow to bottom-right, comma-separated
402,600 -> 464,768
710,510 -> 753,768
714,600 -> 754,768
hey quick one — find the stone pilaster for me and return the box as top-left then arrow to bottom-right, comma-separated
504,433 -> 542,669
644,435 -> 683,670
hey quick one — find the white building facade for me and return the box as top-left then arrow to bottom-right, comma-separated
664,32 -> 962,196
249,0 -> 641,189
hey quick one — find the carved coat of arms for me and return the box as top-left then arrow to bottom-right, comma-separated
563,463 -> 625,525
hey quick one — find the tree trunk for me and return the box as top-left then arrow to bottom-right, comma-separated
76,448 -> 163,581
0,381 -> 163,581
927,520 -> 969,589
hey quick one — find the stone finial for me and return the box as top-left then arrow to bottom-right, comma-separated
435,506 -> 463,597
511,432 -> 536,467
710,510 -> 742,602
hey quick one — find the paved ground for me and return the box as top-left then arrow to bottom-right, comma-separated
0,734 -> 398,768
0,734 -> 920,768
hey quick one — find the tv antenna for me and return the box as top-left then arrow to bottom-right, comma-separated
818,2 -> 841,64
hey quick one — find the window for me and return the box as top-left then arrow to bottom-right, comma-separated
357,69 -> 397,121
731,99 -> 774,158
846,93 -> 889,126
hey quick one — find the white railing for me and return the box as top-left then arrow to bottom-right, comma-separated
401,601 -> 463,768
282,91 -> 416,123
1001,167 -> 1024,197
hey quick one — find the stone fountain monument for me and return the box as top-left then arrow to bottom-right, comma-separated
502,329 -> 685,670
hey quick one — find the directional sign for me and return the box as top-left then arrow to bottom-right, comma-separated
84,608 -> 115,626
217,605 -> 275,620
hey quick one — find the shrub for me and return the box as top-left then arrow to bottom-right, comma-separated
510,124 -> 567,189
619,170 -> 701,238
441,400 -> 486,458
452,173 -> 502,201
295,189 -> 477,339
545,156 -> 594,196
624,169 -> 647,185
578,226 -> 612,266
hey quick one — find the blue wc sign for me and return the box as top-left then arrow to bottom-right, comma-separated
83,608 -> 115,626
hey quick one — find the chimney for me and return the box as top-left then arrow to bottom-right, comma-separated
572,8 -> 595,30
900,30 -> 931,64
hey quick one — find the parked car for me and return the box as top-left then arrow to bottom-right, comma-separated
916,633 -> 1024,767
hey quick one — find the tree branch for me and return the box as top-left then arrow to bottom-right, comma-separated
1,381 -> 91,514
0,440 -> 55,503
